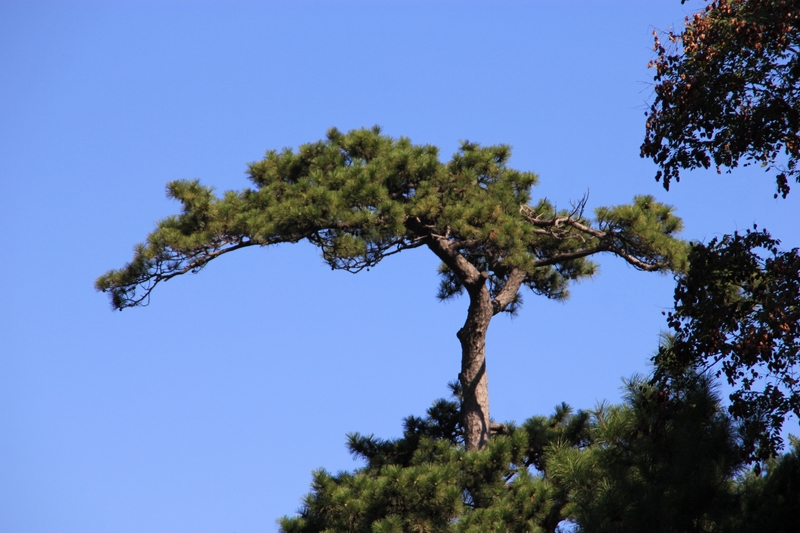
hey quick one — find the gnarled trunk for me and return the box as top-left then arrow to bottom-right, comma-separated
459,284 -> 494,452
422,230 -> 528,452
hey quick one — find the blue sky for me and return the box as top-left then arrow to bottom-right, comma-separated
1,2 -> 798,532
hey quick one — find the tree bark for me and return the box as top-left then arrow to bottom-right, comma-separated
458,268 -> 527,452
458,281 -> 494,451
421,227 -> 527,451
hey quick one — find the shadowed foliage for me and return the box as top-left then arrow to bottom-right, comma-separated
642,0 -> 800,197
655,228 -> 800,461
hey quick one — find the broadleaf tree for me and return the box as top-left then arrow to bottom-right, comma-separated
96,126 -> 687,451
641,0 -> 800,461
655,228 -> 800,461
642,0 -> 800,198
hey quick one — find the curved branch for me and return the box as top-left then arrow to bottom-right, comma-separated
425,233 -> 485,288
491,268 -> 526,315
531,246 -> 608,268
97,232 -> 314,310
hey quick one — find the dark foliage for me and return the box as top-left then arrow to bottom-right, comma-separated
727,437 -> 800,533
552,374 -> 744,533
656,228 -> 800,461
642,0 -> 800,197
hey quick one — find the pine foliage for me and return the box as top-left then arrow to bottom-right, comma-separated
96,127 -> 687,310
279,372 -> 799,533
728,437 -> 800,533
279,385 -> 591,533
550,374 -> 743,533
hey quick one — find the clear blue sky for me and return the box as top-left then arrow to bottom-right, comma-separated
1,2 -> 798,532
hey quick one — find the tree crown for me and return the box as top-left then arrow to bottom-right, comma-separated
96,127 -> 687,310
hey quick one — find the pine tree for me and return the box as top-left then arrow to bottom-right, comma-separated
728,437 -> 800,533
279,383 -> 593,533
550,373 -> 743,533
96,127 -> 687,451
279,368 -> 800,532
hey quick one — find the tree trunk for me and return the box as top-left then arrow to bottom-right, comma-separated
459,283 -> 494,452
421,230 -> 527,452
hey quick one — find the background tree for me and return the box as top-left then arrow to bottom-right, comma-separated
642,0 -> 800,198
642,0 -> 800,464
654,228 -> 800,462
280,366 -> 800,533
549,373 -> 743,533
279,384 -> 593,533
96,127 -> 687,451
727,436 -> 800,533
